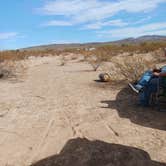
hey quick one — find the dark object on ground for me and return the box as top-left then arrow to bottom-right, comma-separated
101,86 -> 166,130
0,73 -> 4,78
0,69 -> 10,79
99,73 -> 111,82
31,138 -> 166,166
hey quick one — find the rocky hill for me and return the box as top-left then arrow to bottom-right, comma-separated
22,35 -> 166,51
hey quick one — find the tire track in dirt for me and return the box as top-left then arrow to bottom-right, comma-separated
0,56 -> 166,165
26,59 -> 87,165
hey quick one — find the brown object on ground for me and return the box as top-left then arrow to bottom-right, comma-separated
99,73 -> 111,82
31,138 -> 166,166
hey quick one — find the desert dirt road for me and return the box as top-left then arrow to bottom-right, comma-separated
0,56 -> 165,166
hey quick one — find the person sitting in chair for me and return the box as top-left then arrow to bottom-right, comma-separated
129,66 -> 166,106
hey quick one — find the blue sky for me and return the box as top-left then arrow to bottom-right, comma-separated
0,0 -> 166,50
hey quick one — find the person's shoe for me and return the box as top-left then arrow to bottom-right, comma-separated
128,83 -> 139,93
135,84 -> 143,90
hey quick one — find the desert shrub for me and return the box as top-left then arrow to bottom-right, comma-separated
0,49 -> 58,62
112,55 -> 155,82
152,48 -> 166,63
0,60 -> 22,79
82,47 -> 114,71
90,62 -> 101,71
59,54 -> 66,66
99,62 -> 122,81
84,53 -> 102,71
78,41 -> 166,65
86,55 -> 101,71
0,41 -> 165,62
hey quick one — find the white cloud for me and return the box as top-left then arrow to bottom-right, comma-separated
39,0 -> 166,24
133,16 -> 152,25
50,39 -> 79,44
0,32 -> 18,40
83,19 -> 128,30
83,16 -> 152,30
98,22 -> 166,38
43,20 -> 72,26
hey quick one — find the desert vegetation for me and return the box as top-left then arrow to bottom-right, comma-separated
77,41 -> 166,81
0,41 -> 166,81
0,49 -> 59,61
0,49 -> 57,79
0,41 -> 165,61
0,41 -> 166,165
112,55 -> 155,82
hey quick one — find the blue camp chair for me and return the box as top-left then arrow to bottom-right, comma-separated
150,77 -> 166,111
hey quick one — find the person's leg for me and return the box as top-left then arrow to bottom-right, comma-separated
139,78 -> 158,106
129,70 -> 153,93
137,70 -> 153,87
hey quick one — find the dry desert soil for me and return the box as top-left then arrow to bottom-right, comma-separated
0,56 -> 165,166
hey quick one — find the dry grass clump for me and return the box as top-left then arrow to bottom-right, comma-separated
0,49 -> 57,78
152,48 -> 166,63
111,55 -> 155,82
84,53 -> 102,71
81,42 -> 166,80
79,41 -> 166,63
0,61 -> 15,78
58,52 -> 78,66
59,55 -> 66,66
82,47 -> 113,71
0,60 -> 26,79
0,41 -> 165,63
0,49 -> 58,62
0,41 -> 165,79
81,44 -> 165,73
100,41 -> 166,55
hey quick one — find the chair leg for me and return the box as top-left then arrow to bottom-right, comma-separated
149,93 -> 156,108
149,93 -> 161,111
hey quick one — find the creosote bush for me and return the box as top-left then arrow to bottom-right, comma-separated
0,60 -> 23,79
85,54 -> 102,71
112,56 -> 155,82
59,55 -> 66,66
0,49 -> 58,61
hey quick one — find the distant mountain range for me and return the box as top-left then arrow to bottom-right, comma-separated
22,35 -> 166,51
112,35 -> 166,44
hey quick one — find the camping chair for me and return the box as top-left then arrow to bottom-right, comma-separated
151,77 -> 166,111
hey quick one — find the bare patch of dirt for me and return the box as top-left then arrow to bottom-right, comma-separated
0,56 -> 165,166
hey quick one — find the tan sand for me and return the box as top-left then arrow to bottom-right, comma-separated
0,56 -> 165,166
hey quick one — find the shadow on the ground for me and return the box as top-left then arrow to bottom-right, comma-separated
66,69 -> 97,73
101,86 -> 166,130
94,79 -> 127,86
31,138 -> 165,166
93,79 -> 126,87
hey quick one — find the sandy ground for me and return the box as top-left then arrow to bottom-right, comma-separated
0,56 -> 165,166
